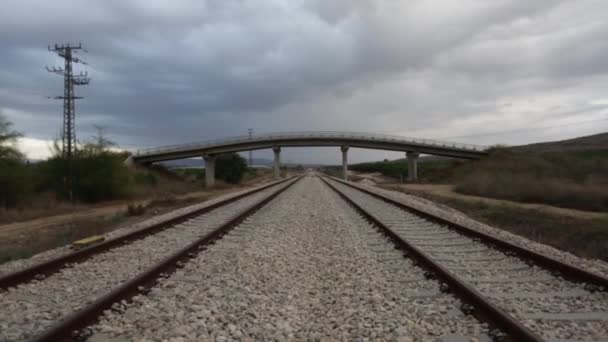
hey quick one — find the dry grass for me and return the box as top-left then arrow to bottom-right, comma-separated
393,189 -> 608,262
0,192 -> 90,225
348,174 -> 364,182
0,166 -> 202,225
0,168 -> 275,264
446,197 -> 608,261
452,149 -> 608,212
455,174 -> 608,211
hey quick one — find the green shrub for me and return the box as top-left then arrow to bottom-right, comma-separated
215,153 -> 248,184
0,114 -> 30,208
134,172 -> 158,186
0,158 -> 31,208
349,158 -> 459,182
38,148 -> 133,203
176,168 -> 204,181
350,159 -> 408,178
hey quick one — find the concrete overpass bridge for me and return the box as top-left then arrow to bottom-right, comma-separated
129,131 -> 489,186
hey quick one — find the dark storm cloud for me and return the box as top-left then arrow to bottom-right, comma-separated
1,0 -> 608,162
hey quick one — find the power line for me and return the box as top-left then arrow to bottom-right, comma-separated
47,43 -> 91,202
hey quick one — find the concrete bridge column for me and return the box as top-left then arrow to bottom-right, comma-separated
203,154 -> 216,188
272,146 -> 281,179
340,146 -> 349,181
406,151 -> 420,181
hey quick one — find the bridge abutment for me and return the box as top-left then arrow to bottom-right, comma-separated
406,151 -> 419,181
272,147 -> 281,179
203,154 -> 216,188
340,146 -> 349,181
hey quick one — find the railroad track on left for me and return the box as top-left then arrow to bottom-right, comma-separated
0,175 -> 301,341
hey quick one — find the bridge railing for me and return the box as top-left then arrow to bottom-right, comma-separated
134,131 -> 488,156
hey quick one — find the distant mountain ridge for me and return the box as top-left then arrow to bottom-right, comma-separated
158,157 -> 331,169
514,132 -> 608,153
159,158 -> 273,168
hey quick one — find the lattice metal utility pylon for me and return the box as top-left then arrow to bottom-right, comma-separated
47,43 -> 90,201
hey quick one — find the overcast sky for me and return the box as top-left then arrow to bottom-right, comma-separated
1,0 -> 607,164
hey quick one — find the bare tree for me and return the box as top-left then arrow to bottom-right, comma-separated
0,114 -> 23,160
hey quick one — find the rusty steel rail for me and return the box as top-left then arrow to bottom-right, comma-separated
0,176 -> 296,290
31,175 -> 302,342
323,175 -> 608,290
320,176 -> 543,342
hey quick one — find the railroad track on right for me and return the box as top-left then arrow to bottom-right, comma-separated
322,175 -> 608,342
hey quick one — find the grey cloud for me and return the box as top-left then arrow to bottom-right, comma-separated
1,0 -> 607,162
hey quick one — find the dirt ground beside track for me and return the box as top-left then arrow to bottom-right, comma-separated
385,183 -> 608,220
347,172 -> 608,261
0,172 -> 275,263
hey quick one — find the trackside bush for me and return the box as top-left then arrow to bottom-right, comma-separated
0,114 -> 31,208
215,153 -> 247,184
40,148 -> 133,203
0,158 -> 31,208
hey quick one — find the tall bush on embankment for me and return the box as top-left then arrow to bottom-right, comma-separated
39,146 -> 133,203
215,153 -> 248,184
0,114 -> 32,208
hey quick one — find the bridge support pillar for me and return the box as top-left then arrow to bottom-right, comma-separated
340,146 -> 349,181
203,154 -> 216,188
406,151 -> 419,181
272,146 -> 281,179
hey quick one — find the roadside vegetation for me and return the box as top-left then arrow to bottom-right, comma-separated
0,115 -> 255,218
452,148 -> 608,212
0,114 -> 30,208
215,153 -> 249,184
0,116 -> 266,263
342,138 -> 608,261
173,153 -> 251,185
350,158 -> 464,182
348,145 -> 608,212
397,190 -> 608,262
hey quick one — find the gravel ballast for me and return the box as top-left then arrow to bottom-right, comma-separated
92,175 -> 488,341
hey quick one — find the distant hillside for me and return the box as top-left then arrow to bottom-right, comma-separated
158,158 -> 273,169
157,157 -> 332,169
514,132 -> 608,153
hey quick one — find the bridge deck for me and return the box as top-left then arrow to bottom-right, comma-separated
132,131 -> 488,163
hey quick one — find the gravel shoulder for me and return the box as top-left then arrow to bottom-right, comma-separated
349,180 -> 608,281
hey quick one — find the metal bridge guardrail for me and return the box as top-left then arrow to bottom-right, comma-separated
134,131 -> 488,156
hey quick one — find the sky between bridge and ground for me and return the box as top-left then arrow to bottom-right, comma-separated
1,0 -> 608,164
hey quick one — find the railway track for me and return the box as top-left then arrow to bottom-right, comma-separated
68,173 -> 493,341
0,176 -> 296,287
1,173 -> 606,341
322,175 -> 608,342
0,176 -> 301,341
